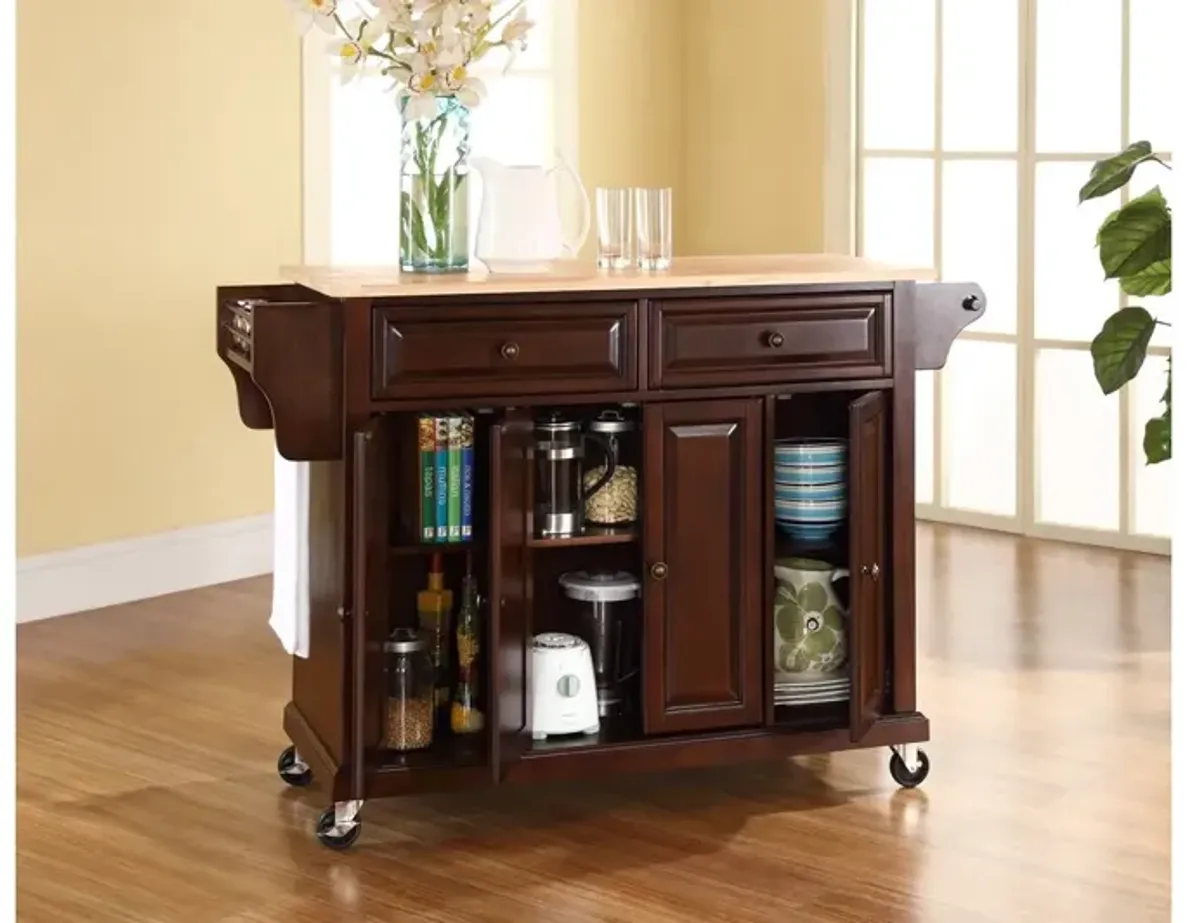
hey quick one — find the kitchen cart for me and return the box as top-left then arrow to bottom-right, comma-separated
216,255 -> 984,849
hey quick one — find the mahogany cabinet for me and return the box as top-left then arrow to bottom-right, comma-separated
216,259 -> 984,849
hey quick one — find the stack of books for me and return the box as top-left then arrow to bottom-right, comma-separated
417,413 -> 474,543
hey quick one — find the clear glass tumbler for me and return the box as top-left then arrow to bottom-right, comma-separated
636,188 -> 673,270
595,188 -> 634,269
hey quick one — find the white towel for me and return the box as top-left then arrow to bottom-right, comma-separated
269,450 -> 311,658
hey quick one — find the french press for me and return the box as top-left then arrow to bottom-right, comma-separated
533,412 -> 615,537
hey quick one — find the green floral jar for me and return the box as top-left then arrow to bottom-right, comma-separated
773,557 -> 850,677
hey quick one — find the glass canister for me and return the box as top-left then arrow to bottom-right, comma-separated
383,628 -> 435,752
585,409 -> 639,527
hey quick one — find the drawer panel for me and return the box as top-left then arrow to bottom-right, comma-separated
372,301 -> 637,399
650,294 -> 890,388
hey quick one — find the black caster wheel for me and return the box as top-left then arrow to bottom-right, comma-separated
315,806 -> 362,850
276,745 -> 313,788
889,748 -> 930,789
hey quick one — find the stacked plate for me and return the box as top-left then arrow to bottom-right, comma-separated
774,673 -> 850,706
774,438 -> 847,543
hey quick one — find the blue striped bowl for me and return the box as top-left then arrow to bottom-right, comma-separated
775,438 -> 847,466
774,465 -> 846,486
779,521 -> 841,542
775,482 -> 846,503
774,498 -> 847,522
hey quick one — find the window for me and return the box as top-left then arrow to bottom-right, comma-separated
303,0 -> 577,266
855,0 -> 1171,553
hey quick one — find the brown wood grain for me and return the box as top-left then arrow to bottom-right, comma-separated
642,399 -> 764,734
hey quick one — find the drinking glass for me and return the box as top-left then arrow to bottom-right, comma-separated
595,188 -> 634,269
635,188 -> 673,270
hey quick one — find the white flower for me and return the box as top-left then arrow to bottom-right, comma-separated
287,0 -> 339,35
377,0 -> 413,29
500,5 -> 533,46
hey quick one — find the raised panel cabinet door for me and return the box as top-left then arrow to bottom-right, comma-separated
643,400 -> 764,734
489,416 -> 533,781
849,391 -> 889,741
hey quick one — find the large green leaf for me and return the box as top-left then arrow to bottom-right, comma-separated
1096,187 -> 1171,280
1120,258 -> 1172,297
1090,307 -> 1156,395
1079,141 -> 1160,202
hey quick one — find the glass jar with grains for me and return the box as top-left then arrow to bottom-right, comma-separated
383,628 -> 435,751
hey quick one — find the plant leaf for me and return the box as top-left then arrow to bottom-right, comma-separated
1079,141 -> 1158,202
1119,258 -> 1172,297
1144,415 -> 1171,464
1090,306 -> 1156,395
1096,187 -> 1171,280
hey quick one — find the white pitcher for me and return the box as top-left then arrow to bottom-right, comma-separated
472,152 -> 591,274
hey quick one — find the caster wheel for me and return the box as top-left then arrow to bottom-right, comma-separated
889,749 -> 930,789
276,745 -> 313,788
316,806 -> 362,850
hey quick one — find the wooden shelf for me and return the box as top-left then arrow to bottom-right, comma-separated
390,540 -> 483,557
526,713 -> 645,756
375,732 -> 486,773
528,527 -> 638,549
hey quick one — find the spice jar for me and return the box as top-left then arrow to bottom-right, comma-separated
585,409 -> 639,527
383,628 -> 435,751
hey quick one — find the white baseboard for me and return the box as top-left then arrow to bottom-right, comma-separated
16,514 -> 274,624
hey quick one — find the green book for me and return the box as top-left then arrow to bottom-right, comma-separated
434,416 -> 449,542
447,415 -> 463,542
418,416 -> 436,541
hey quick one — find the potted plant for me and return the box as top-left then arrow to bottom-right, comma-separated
289,0 -> 535,273
1079,141 -> 1172,463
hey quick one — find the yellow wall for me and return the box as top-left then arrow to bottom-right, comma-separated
578,0 -> 828,257
16,0 -> 301,555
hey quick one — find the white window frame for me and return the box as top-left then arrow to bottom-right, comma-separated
300,0 -> 580,267
825,0 -> 1169,556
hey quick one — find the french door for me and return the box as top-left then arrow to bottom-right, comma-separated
856,0 -> 1171,553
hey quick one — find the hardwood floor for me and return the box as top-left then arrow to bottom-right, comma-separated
16,524 -> 1170,922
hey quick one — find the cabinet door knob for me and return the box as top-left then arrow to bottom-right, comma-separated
499,341 -> 520,360
861,563 -> 880,580
766,331 -> 785,348
650,562 -> 668,580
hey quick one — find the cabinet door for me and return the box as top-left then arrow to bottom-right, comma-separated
643,400 -> 764,734
849,392 -> 888,741
351,420 -> 387,801
489,416 -> 533,781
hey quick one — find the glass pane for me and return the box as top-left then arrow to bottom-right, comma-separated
862,158 -> 935,269
1131,355 -> 1171,537
1130,0 -> 1175,153
330,75 -> 401,264
943,341 -> 1017,516
1036,0 -> 1122,153
942,0 -> 1018,151
942,161 -> 1018,334
1034,161 -> 1120,341
862,0 -> 935,150
1128,161 -> 1174,345
1036,349 -> 1120,530
916,370 -> 935,504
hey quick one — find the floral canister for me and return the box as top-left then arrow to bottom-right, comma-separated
773,557 -> 850,677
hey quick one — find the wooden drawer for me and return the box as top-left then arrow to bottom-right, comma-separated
649,294 -> 890,388
372,301 -> 637,399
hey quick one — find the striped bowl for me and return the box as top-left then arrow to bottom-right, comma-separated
775,482 -> 846,503
774,464 -> 846,486
775,438 -> 847,467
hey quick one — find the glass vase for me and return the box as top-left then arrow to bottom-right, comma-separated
399,96 -> 471,273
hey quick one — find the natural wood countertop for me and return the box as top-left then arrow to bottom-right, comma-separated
282,254 -> 937,299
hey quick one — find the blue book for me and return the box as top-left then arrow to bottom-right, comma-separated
461,414 -> 474,540
434,416 -> 449,542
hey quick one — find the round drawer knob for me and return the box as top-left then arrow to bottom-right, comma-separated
767,331 -> 785,348
500,341 -> 520,360
650,562 -> 668,580
557,674 -> 581,698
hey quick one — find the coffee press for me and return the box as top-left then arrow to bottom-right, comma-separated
533,412 -> 615,537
